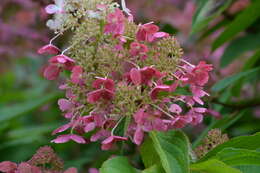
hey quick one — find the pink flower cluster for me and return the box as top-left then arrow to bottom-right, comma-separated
39,4 -> 213,150
0,146 -> 77,173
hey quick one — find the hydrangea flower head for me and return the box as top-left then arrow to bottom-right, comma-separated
39,0 -> 214,150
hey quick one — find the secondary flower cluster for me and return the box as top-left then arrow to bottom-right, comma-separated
0,146 -> 76,173
39,0 -> 213,150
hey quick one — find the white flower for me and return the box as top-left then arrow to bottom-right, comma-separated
87,10 -> 101,19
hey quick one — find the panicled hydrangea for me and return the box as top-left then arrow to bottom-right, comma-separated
195,129 -> 229,159
38,0 -> 214,150
0,146 -> 78,173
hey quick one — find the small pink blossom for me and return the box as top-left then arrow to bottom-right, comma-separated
58,99 -> 73,112
64,167 -> 78,173
136,23 -> 159,42
136,23 -> 169,42
129,42 -> 148,59
101,135 -> 127,150
134,126 -> 144,145
90,129 -> 110,142
171,116 -> 192,128
92,77 -> 115,91
51,134 -> 86,144
207,109 -> 222,119
169,104 -> 182,114
185,61 -> 213,86
37,44 -> 60,55
104,8 -> 125,37
88,168 -> 99,173
49,54 -> 75,71
130,68 -> 142,85
17,162 -> 41,173
134,108 -> 167,133
52,123 -> 71,135
45,0 -> 64,14
150,85 -> 171,100
71,65 -> 84,85
87,89 -> 114,103
43,64 -> 61,80
153,32 -> 169,39
0,161 -> 17,173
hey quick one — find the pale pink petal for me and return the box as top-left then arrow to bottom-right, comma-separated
130,68 -> 141,85
58,98 -> 73,111
52,123 -> 71,135
0,161 -> 17,172
51,134 -> 71,143
43,65 -> 61,80
70,134 -> 86,144
45,4 -> 60,14
154,32 -> 169,38
88,168 -> 99,173
37,44 -> 60,55
169,104 -> 182,114
193,107 -> 207,113
84,122 -> 96,133
134,126 -> 144,145
64,167 -> 78,173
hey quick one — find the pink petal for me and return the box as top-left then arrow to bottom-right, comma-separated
154,32 -> 169,38
84,122 -> 96,133
71,66 -> 83,84
101,142 -> 113,150
58,98 -> 73,111
17,162 -> 41,173
64,167 -> 78,173
51,134 -> 71,143
193,96 -> 204,105
90,130 -> 110,142
150,85 -> 170,100
102,136 -> 114,145
207,109 -> 221,119
87,89 -> 102,103
52,123 -> 71,135
0,161 -> 17,172
88,168 -> 99,173
70,134 -> 86,144
37,44 -> 60,55
134,108 -> 145,124
45,4 -> 60,14
169,104 -> 182,114
130,68 -> 141,85
134,126 -> 144,145
43,65 -> 61,80
193,107 -> 207,113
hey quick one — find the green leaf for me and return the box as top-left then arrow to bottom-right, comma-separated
198,19 -> 230,41
200,132 -> 260,161
142,165 -> 164,173
211,67 -> 260,92
214,148 -> 260,172
0,93 -> 60,123
212,1 -> 260,51
191,159 -> 242,173
8,124 -> 59,139
220,33 -> 260,68
231,49 -> 260,96
100,156 -> 139,173
140,137 -> 161,168
191,0 -> 231,34
243,49 -> 260,71
149,130 -> 190,173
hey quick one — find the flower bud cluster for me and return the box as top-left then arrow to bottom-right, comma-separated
0,146 -> 77,173
39,0 -> 213,150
